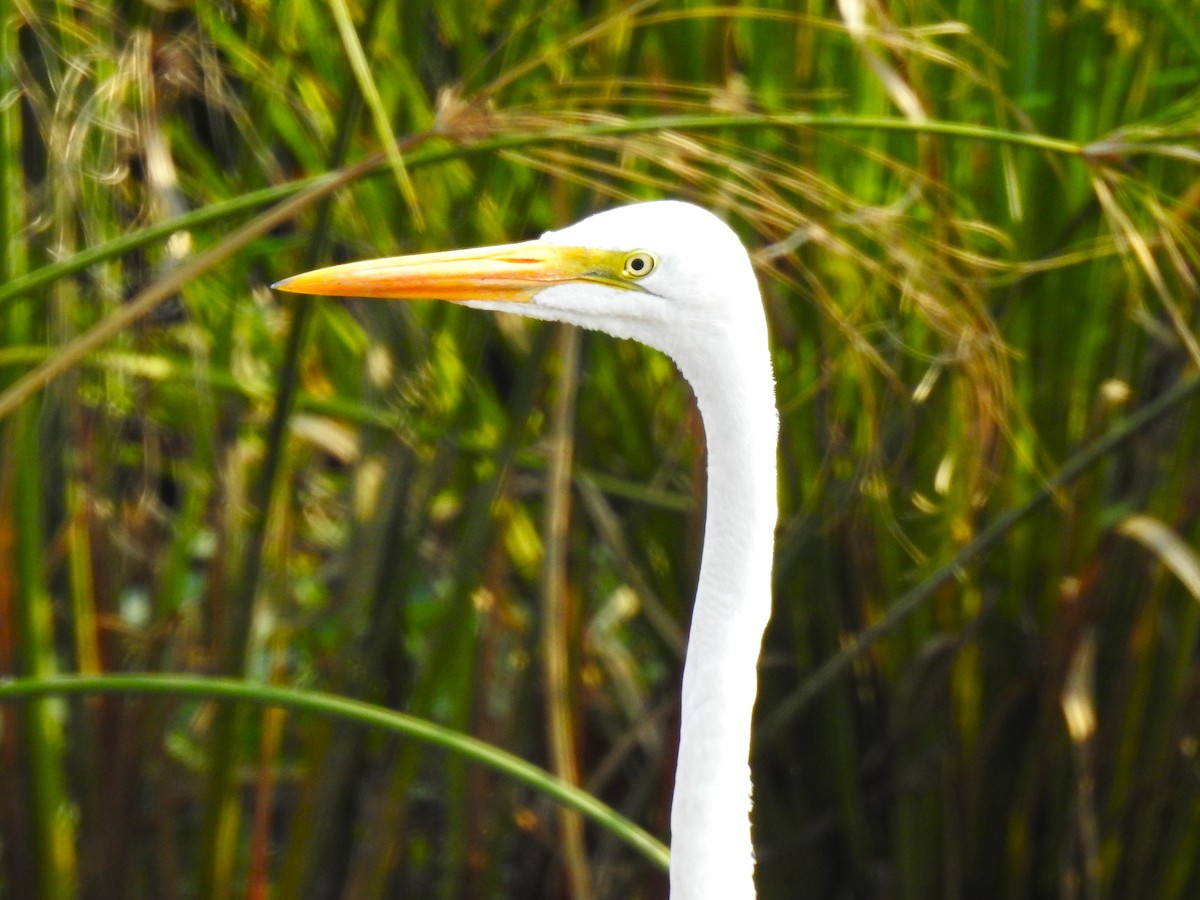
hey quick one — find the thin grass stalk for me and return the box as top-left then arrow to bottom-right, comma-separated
272,721 -> 337,900
0,7 -> 75,894
248,650 -> 288,900
1109,576 -> 1180,895
327,0 -> 423,227
64,470 -> 101,677
541,323 -> 593,899
1162,796 -> 1200,900
6,409 -> 77,900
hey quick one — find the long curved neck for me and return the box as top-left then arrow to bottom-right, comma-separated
665,323 -> 778,900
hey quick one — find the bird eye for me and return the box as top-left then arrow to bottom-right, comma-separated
622,251 -> 656,278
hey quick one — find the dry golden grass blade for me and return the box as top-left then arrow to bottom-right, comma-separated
1116,515 -> 1200,602
838,0 -> 928,123
1092,170 -> 1200,369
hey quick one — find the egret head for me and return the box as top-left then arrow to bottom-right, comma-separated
272,200 -> 760,355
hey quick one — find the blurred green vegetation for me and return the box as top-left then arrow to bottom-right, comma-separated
1,0 -> 1199,898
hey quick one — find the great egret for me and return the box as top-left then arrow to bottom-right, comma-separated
275,200 -> 778,899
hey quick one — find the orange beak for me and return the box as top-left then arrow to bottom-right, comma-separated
273,241 -> 620,304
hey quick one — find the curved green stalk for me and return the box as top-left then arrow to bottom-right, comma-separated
0,673 -> 670,870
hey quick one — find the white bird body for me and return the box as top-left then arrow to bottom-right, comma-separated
276,201 -> 778,899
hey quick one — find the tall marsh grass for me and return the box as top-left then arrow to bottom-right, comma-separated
1,1 -> 1199,897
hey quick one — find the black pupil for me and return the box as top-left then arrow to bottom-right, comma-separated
630,257 -> 645,272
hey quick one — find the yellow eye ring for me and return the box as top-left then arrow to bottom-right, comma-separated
622,251 -> 657,278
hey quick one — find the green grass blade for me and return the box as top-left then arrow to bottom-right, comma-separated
0,674 -> 671,870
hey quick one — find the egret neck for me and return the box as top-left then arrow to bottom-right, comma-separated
659,318 -> 778,900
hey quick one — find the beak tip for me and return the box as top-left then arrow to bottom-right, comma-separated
271,277 -> 296,292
